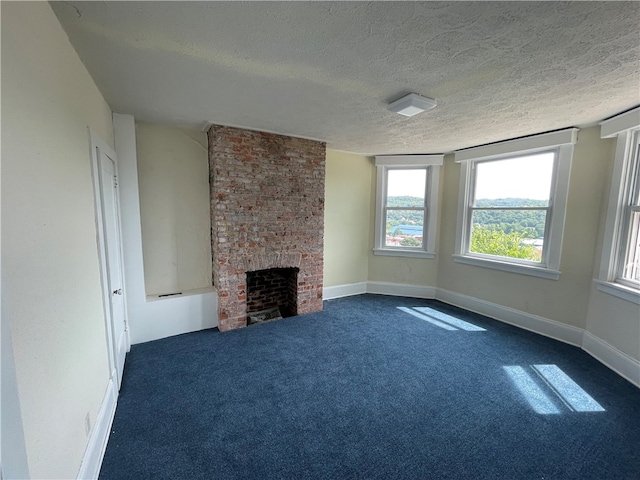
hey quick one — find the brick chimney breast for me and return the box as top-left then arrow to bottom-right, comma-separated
208,125 -> 326,331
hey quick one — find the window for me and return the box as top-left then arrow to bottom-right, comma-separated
469,152 -> 554,263
619,132 -> 640,287
596,107 -> 640,304
374,155 -> 443,258
454,129 -> 578,279
384,168 -> 428,248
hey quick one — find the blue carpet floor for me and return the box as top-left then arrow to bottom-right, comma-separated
99,294 -> 640,479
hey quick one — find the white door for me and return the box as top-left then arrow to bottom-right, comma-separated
91,132 -> 128,389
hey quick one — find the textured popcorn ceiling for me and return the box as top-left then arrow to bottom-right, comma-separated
52,1 -> 640,155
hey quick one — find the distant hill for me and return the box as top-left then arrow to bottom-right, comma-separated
474,198 -> 547,237
474,198 -> 548,208
387,196 -> 424,208
387,196 -> 547,238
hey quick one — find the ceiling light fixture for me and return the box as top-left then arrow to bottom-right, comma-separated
387,93 -> 437,117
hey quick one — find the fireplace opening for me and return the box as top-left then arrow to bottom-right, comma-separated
246,267 -> 299,325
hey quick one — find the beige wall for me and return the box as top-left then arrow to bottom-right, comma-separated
585,287 -> 640,360
368,255 -> 440,286
2,2 -> 114,478
323,151 -> 372,286
136,123 -> 212,295
437,127 -> 612,329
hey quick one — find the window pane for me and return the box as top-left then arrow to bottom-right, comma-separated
474,153 -> 555,207
470,210 -> 545,261
386,210 -> 424,247
386,169 -> 426,204
472,208 -> 547,239
621,210 -> 640,283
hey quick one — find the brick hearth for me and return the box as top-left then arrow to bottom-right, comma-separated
208,125 -> 326,331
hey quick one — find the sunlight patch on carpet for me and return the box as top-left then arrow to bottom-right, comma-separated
532,364 -> 605,412
504,365 -> 605,414
397,306 -> 486,331
413,307 -> 486,331
397,307 -> 457,330
504,365 -> 561,414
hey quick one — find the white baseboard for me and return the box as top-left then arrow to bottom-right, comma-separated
436,287 -> 584,347
366,281 -> 436,299
323,282 -> 367,300
582,332 -> 640,387
77,376 -> 117,480
323,281 -> 436,300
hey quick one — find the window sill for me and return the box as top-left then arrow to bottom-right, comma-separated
373,248 -> 436,259
452,254 -> 560,280
594,280 -> 640,305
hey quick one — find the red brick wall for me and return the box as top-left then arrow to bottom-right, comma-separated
208,125 -> 326,331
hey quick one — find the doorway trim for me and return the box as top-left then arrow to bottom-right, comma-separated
80,129 -> 129,479
89,129 -> 130,384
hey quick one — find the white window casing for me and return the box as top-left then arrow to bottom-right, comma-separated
374,154 -> 443,259
453,128 -> 579,280
597,107 -> 640,304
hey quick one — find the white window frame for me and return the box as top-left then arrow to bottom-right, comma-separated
373,155 -> 443,259
595,107 -> 640,305
453,128 -> 578,280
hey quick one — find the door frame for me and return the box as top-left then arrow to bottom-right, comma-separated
89,129 -> 130,386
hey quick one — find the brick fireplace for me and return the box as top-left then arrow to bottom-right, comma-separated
208,125 -> 326,331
